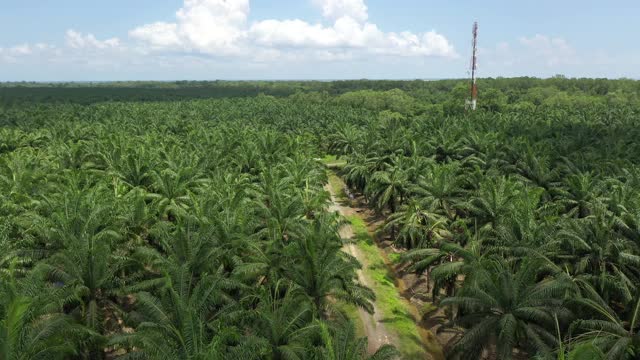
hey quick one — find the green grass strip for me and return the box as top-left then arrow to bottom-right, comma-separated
320,154 -> 347,169
347,215 -> 428,359
328,172 -> 348,201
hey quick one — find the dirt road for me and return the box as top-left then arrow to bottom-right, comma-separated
325,183 -> 397,354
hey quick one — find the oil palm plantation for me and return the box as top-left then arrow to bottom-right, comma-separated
382,199 -> 447,249
366,160 -> 409,215
286,214 -> 375,317
111,264 -> 241,359
441,258 -> 573,359
241,281 -> 315,360
549,208 -> 640,304
2,79 -> 640,360
0,271 -> 76,360
402,236 -> 486,300
410,162 -> 465,221
32,186 -> 123,358
570,296 -> 640,360
315,320 -> 400,360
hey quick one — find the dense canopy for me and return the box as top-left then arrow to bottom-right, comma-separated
1,78 -> 639,359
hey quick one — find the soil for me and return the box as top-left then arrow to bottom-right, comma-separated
326,183 -> 397,354
326,175 -> 459,359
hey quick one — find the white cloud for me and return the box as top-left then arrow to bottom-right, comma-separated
128,0 -> 457,60
249,17 -> 382,48
0,32 -> 127,69
129,22 -> 181,48
383,31 -> 457,57
249,17 -> 456,58
1,0 -> 460,78
174,0 -> 249,54
519,34 -> 577,66
66,30 -> 120,50
9,44 -> 32,56
0,43 -> 55,63
313,0 -> 368,22
129,0 -> 249,55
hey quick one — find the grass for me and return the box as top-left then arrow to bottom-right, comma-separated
328,172 -> 348,202
327,171 -> 443,359
387,252 -> 402,264
321,154 -> 338,163
320,154 -> 347,169
347,215 -> 428,360
420,303 -> 439,317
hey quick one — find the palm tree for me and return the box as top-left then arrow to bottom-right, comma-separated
410,162 -> 464,221
441,258 -> 573,359
555,172 -> 604,218
120,187 -> 160,245
570,296 -> 640,360
111,265 -> 241,359
0,271 -> 75,360
54,140 -> 95,171
513,150 -> 560,199
328,123 -> 363,158
36,248 -> 119,358
461,131 -> 501,170
402,236 -> 486,300
463,176 -> 522,234
0,150 -> 49,213
609,188 -> 640,243
343,153 -> 384,195
282,155 -> 327,190
252,168 -> 309,242
30,185 -> 123,358
366,160 -> 410,236
493,186 -> 552,248
382,200 -> 447,249
549,208 -> 640,304
315,320 -> 400,360
427,128 -> 466,164
111,148 -> 156,190
286,214 -> 375,317
242,281 -> 315,360
147,166 -> 206,221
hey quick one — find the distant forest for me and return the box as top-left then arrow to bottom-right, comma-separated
1,77 -> 639,109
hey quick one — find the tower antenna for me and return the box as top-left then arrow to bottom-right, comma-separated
466,21 -> 479,111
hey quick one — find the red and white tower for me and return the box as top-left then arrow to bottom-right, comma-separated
467,22 -> 479,111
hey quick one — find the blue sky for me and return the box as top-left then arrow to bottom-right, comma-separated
1,0 -> 638,81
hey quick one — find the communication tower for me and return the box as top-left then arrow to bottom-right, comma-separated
466,22 -> 479,111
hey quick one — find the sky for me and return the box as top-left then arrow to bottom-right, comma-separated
1,0 -> 639,81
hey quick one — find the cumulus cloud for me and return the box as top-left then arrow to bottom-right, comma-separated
130,0 -> 249,55
129,22 -> 181,48
1,0 -> 459,78
313,0 -> 368,22
0,43 -> 57,63
383,31 -> 457,57
1,31 -> 128,69
66,30 -> 120,50
128,0 -> 457,60
249,17 -> 382,48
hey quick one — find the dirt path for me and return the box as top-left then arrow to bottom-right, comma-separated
325,183 -> 396,354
